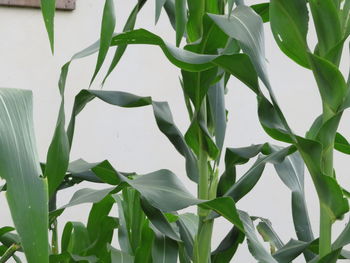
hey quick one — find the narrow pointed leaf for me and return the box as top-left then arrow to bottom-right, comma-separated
90,0 -> 116,85
40,0 -> 55,52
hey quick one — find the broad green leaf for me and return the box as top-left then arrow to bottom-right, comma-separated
51,187 -> 118,223
49,253 -> 98,263
175,0 -> 186,46
269,0 -> 309,68
40,0 -> 55,52
0,88 -> 49,263
90,0 -> 116,85
128,169 -> 198,212
211,226 -> 244,263
309,0 -> 342,63
103,0 -> 147,84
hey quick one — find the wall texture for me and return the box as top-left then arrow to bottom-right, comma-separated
0,0 -> 349,262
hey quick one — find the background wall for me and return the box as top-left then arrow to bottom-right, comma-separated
0,0 -> 349,262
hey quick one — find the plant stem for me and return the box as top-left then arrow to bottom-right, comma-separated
194,100 -> 215,263
319,205 -> 332,257
0,243 -> 20,263
318,106 -> 336,257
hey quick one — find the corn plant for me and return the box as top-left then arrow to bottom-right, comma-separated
1,0 -> 350,262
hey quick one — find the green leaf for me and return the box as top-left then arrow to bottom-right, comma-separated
296,136 -> 349,221
239,211 -> 278,263
224,145 -> 293,202
273,151 -> 315,260
128,169 -> 198,212
156,0 -> 167,23
44,64 -> 70,198
103,0 -> 146,84
269,0 -> 309,68
257,219 -> 284,252
152,230 -> 178,263
139,197 -> 181,242
334,132 -> 350,154
175,0 -> 186,46
0,88 -> 49,263
199,197 -> 243,232
176,213 -> 198,259
309,0 -> 342,63
207,74 -> 226,158
110,246 -> 135,263
134,220 -> 154,263
61,222 -> 91,255
211,226 -> 244,263
186,0 -> 204,42
90,0 -> 116,85
272,239 -> 311,262
251,3 -> 269,23
87,195 -> 118,261
208,5 -> 270,88
67,89 -> 199,183
308,54 -> 347,116
40,0 -> 55,53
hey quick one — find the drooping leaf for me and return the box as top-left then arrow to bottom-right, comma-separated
0,88 -> 49,263
239,211 -> 278,263
256,219 -> 284,252
110,246 -> 135,263
67,89 -> 199,183
272,239 -> 311,262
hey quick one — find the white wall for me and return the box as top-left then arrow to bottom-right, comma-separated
0,0 -> 349,262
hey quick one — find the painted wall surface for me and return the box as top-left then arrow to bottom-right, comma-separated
0,0 -> 349,262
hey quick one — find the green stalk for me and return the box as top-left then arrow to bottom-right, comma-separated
194,101 -> 212,263
319,105 -> 336,257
